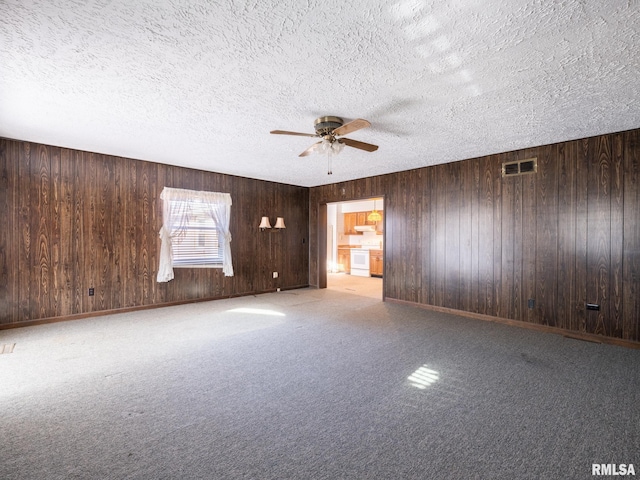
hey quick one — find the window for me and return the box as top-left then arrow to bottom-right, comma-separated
157,187 -> 233,282
169,200 -> 223,267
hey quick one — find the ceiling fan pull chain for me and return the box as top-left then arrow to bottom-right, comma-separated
327,151 -> 333,175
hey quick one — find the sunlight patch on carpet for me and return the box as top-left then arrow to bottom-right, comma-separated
408,365 -> 439,389
226,307 -> 285,317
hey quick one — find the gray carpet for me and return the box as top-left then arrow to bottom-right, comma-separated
1,287 -> 639,479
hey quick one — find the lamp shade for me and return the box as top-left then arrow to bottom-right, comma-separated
368,198 -> 382,222
259,216 -> 272,230
274,217 -> 286,229
367,210 -> 382,222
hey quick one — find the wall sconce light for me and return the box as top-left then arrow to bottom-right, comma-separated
259,216 -> 286,231
274,217 -> 286,229
259,216 -> 272,231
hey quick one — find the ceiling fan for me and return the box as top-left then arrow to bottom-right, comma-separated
270,116 -> 378,174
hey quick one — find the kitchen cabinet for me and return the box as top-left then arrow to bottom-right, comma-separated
343,211 -> 384,234
337,248 -> 351,273
343,213 -> 358,235
369,249 -> 383,277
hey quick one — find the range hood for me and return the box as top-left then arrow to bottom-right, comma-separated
354,225 -> 376,232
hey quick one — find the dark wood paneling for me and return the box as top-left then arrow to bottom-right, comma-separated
19,142 -> 33,320
478,155 -> 495,316
71,149 -> 84,314
434,166 -> 447,307
587,135 -> 612,336
556,140 -> 577,331
407,170 -> 420,303
309,128 -> 640,343
459,157 -> 473,313
511,154 -> 523,322
0,138 -> 309,326
500,153 -> 516,321
0,141 -> 12,321
469,158 -> 481,313
4,128 -> 640,343
575,138 -> 590,334
535,145 -> 558,327
492,155 -> 502,319
520,151 -> 537,325
317,203 -> 327,289
610,133 -> 624,338
623,130 -> 640,341
444,162 -> 461,309
420,169 -> 432,305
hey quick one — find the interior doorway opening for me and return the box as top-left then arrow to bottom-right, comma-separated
325,197 -> 384,299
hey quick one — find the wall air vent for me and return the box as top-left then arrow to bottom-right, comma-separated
502,157 -> 537,177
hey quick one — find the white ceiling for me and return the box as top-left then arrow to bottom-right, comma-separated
1,1 -> 639,187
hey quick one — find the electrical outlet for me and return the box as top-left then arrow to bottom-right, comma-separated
273,272 -> 278,278
88,287 -> 94,296
527,299 -> 535,309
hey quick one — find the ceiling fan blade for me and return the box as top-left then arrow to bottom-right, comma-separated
332,118 -> 371,137
270,130 -> 318,137
340,137 -> 379,152
299,141 -> 322,157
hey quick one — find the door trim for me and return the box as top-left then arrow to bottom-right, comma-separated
317,196 -> 386,301
318,202 -> 327,289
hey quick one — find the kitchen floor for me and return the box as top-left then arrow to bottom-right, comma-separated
327,272 -> 382,299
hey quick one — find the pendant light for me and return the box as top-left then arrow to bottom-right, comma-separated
367,199 -> 382,222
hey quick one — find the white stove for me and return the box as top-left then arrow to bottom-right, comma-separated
350,248 -> 371,277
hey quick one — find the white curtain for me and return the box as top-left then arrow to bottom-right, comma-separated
157,187 -> 234,282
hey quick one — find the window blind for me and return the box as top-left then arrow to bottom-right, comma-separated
169,200 -> 223,267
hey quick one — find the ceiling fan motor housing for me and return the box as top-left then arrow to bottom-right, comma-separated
314,116 -> 343,136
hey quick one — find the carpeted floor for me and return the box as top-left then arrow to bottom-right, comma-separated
327,272 -> 382,299
1,287 -> 639,479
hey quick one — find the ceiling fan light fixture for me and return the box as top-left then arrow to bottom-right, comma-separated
318,138 -> 331,154
318,138 -> 344,175
317,138 -> 343,154
270,116 -> 378,174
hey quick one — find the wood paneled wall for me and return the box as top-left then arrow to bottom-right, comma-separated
310,129 -> 640,342
0,138 -> 309,326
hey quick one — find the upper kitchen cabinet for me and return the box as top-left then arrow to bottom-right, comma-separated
344,212 -> 358,235
343,211 -> 384,234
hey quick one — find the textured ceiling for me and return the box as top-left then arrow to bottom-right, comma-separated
1,1 -> 639,187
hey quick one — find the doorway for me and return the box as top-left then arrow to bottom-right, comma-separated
325,197 -> 384,299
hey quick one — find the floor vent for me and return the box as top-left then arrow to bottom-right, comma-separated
1,343 -> 16,354
502,157 -> 537,177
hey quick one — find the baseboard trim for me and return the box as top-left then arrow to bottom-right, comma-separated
0,284 -> 310,330
385,298 -> 640,350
